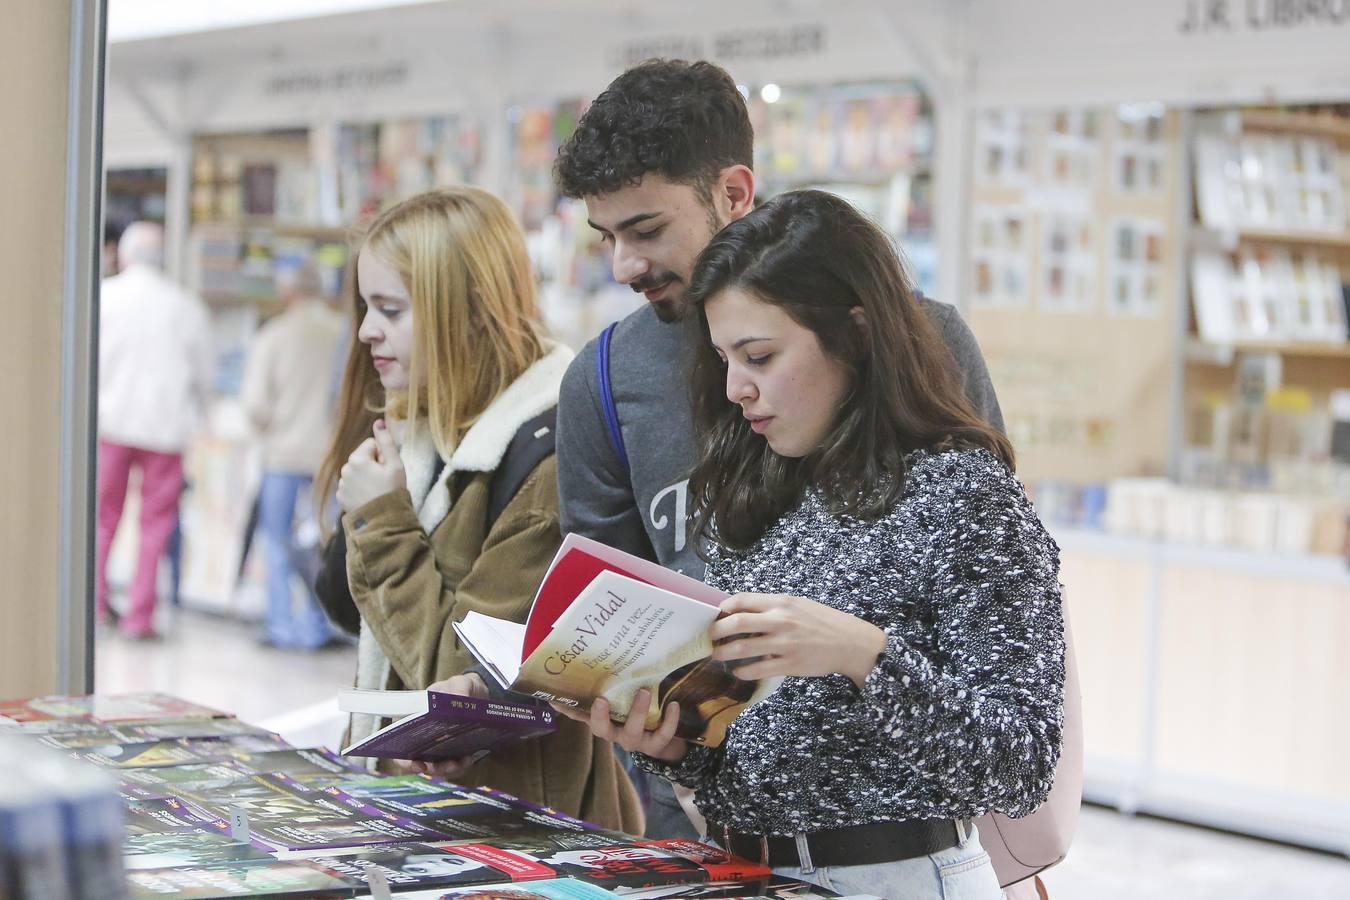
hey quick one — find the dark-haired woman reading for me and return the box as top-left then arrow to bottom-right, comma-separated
557,190 -> 1065,898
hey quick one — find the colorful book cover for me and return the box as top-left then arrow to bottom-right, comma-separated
0,692 -> 228,726
429,881 -> 622,899
480,837 -> 771,891
438,843 -> 558,882
126,857 -> 354,897
280,842 -> 534,892
48,732 -> 292,769
123,829 -> 277,871
119,761 -> 261,794
123,796 -> 221,838
171,772 -> 441,851
223,747 -> 365,783
614,876 -> 843,898
333,776 -> 598,841
34,718 -> 267,749
89,693 -> 230,723
454,535 -> 777,748
339,690 -> 557,762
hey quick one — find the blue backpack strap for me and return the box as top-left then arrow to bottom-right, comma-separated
596,322 -> 630,474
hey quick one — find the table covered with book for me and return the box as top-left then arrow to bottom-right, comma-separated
0,692 -> 868,899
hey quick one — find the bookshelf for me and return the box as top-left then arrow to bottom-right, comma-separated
1185,337 -> 1350,363
1218,227 -> 1350,252
1241,109 -> 1350,143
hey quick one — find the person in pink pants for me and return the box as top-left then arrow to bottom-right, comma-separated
96,222 -> 212,639
95,442 -> 184,637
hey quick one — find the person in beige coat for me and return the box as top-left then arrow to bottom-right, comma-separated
239,261 -> 345,650
314,187 -> 642,835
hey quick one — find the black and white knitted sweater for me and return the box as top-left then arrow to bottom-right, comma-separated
635,448 -> 1065,837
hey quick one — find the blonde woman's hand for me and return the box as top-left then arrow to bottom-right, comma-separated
336,419 -> 406,512
551,690 -> 689,763
708,593 -> 887,689
391,673 -> 493,781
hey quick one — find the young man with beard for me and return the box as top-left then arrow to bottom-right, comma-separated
550,59 -> 1004,841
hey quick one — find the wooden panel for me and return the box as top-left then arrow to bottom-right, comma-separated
1060,551 -> 1152,765
0,1 -> 72,698
968,110 -> 1185,484
1152,567 -> 1350,802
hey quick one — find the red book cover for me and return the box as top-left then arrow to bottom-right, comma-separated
637,839 -> 773,882
450,844 -> 558,881
520,535 -> 726,659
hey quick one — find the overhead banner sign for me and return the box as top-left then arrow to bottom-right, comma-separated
264,62 -> 410,98
607,24 -> 827,71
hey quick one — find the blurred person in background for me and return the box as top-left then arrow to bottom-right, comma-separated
239,260 -> 345,650
96,221 -> 212,640
101,221 -> 123,277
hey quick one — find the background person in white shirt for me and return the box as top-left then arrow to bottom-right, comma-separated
239,261 -> 345,650
96,222 -> 212,639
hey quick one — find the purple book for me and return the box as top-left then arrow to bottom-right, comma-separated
338,690 -> 557,762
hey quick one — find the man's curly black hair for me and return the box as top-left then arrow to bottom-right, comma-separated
554,59 -> 753,202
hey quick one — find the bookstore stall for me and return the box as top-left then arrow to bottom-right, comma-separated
100,0 -> 939,619
93,0 -> 1350,859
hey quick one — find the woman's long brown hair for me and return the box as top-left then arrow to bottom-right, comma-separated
686,189 -> 1013,553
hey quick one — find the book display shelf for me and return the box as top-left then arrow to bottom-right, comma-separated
963,103 -> 1350,853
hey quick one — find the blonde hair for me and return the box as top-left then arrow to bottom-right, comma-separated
317,187 -> 547,522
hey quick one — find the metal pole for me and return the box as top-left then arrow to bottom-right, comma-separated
59,0 -> 107,694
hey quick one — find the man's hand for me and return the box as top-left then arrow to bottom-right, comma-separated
391,673 -> 492,780
551,689 -> 688,763
708,593 -> 887,689
336,419 -> 406,512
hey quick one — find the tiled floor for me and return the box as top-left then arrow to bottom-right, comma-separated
96,608 -> 1350,898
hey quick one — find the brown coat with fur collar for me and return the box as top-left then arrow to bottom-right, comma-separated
343,455 -> 643,834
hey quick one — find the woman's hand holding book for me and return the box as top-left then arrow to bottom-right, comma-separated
387,672 -> 492,779
552,688 -> 690,763
708,593 -> 887,690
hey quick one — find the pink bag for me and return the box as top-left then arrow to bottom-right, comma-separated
975,609 -> 1083,888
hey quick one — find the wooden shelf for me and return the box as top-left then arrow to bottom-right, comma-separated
1193,225 -> 1350,252
1238,227 -> 1350,250
1186,337 -> 1350,363
1242,110 -> 1350,143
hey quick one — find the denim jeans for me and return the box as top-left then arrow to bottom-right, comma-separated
258,471 -> 331,649
770,822 -> 1002,899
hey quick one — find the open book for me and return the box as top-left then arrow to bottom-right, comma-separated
337,689 -> 556,762
453,534 -> 777,747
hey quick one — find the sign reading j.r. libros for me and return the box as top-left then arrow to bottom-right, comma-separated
1179,0 -> 1350,34
608,25 -> 826,70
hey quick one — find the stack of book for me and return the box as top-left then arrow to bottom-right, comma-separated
0,732 -> 128,898
1,691 -> 863,899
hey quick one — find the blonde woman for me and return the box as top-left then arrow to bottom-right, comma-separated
314,187 -> 642,833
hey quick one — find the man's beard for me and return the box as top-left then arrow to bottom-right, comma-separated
630,272 -> 687,323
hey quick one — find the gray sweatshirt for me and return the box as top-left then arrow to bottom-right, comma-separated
555,297 -> 1004,578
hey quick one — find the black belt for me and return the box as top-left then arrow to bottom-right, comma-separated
721,818 -> 968,870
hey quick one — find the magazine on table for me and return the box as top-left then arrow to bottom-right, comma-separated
480,835 -> 772,892
453,534 -> 778,747
338,688 -> 558,762
0,692 -> 229,727
329,774 -> 611,841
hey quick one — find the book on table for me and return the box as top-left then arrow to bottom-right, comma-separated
453,533 -> 778,748
338,688 -> 558,762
